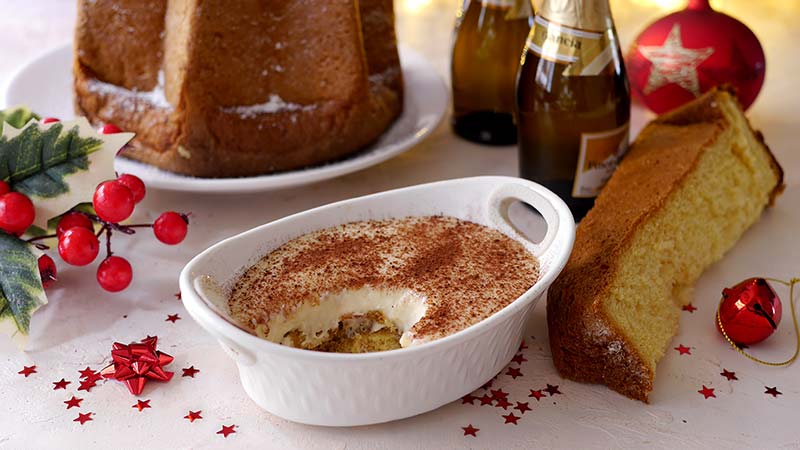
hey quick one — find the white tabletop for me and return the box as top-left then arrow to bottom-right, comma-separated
2,1 -> 799,448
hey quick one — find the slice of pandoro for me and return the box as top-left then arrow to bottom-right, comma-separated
546,87 -> 784,402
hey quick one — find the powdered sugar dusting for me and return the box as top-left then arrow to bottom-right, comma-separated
86,70 -> 171,110
220,95 -> 315,119
369,67 -> 401,86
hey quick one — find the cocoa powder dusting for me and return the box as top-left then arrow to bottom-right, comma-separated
229,216 -> 540,342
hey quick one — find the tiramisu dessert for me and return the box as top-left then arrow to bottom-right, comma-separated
228,216 -> 539,353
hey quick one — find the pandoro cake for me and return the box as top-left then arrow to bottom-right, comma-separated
73,0 -> 403,178
546,88 -> 784,402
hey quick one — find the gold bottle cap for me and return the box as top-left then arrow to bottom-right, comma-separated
538,0 -> 612,31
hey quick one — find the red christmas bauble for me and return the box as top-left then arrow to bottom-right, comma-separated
717,278 -> 781,345
627,0 -> 765,113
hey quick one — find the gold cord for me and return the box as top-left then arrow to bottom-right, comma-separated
716,277 -> 800,367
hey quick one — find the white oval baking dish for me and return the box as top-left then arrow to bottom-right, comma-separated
179,176 -> 575,426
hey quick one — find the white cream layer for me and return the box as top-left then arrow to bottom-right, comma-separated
257,288 -> 428,349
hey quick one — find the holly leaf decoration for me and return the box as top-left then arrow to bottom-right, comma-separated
0,116 -> 133,228
0,106 -> 39,133
0,232 -> 46,347
0,109 -> 134,348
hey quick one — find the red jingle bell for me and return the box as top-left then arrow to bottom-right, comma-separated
717,277 -> 782,345
627,0 -> 766,113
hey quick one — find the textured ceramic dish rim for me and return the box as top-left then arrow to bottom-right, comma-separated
179,176 -> 575,424
3,43 -> 448,193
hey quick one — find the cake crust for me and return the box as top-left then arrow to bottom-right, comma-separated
547,88 -> 783,402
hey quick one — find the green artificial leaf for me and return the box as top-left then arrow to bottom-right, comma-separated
0,231 -> 46,347
0,106 -> 39,133
0,116 -> 133,228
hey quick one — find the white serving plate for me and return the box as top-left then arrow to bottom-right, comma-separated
4,44 -> 447,193
179,176 -> 575,426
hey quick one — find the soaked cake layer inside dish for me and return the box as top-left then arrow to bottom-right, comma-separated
285,311 -> 403,353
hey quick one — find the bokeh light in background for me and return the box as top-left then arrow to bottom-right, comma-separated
400,0 -> 435,15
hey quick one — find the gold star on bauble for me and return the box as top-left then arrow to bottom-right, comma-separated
638,24 -> 714,96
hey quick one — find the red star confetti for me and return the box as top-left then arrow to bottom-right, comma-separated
462,424 -> 479,437
217,425 -> 236,438
64,396 -> 83,409
133,399 -> 151,411
529,389 -> 545,401
514,402 -> 531,414
502,413 -> 520,425
721,369 -> 738,381
78,378 -> 98,392
79,367 -> 98,379
479,394 -> 494,406
185,410 -> 203,422
505,367 -> 523,379
481,378 -> 494,390
53,379 -> 71,390
545,384 -> 562,396
682,303 -> 697,313
519,340 -> 528,351
74,412 -> 93,425
100,336 -> 174,396
461,394 -> 477,405
166,314 -> 181,323
494,398 -> 512,410
765,386 -> 782,397
83,372 -> 103,383
18,365 -> 36,377
511,354 -> 527,365
698,385 -> 716,399
182,366 -> 200,378
674,344 -> 691,355
174,292 -> 182,300
490,389 -> 509,401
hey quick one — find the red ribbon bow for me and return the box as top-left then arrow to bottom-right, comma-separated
101,336 -> 174,396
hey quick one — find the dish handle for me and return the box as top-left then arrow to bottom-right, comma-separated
487,179 -> 575,260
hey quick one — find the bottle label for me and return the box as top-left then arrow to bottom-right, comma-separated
480,0 -> 532,19
572,122 -> 629,198
526,16 -> 613,76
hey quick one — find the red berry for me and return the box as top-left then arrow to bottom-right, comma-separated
58,227 -> 100,266
41,117 -> 60,124
117,174 -> 146,204
93,181 -> 134,223
56,212 -> 94,238
38,254 -> 57,289
153,212 -> 188,245
0,192 -> 35,235
0,180 -> 9,195
96,256 -> 132,292
99,123 -> 123,134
